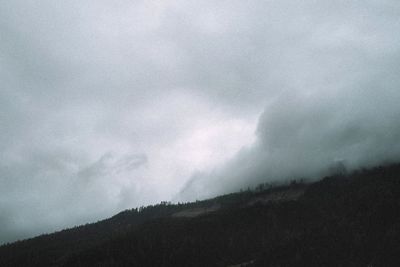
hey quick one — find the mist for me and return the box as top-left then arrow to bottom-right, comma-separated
179,87 -> 400,200
1,0 -> 400,244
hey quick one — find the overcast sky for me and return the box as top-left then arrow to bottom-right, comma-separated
1,0 -> 400,244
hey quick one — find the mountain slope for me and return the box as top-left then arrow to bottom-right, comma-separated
1,164 -> 400,266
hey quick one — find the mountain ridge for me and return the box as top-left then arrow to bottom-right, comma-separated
1,163 -> 400,266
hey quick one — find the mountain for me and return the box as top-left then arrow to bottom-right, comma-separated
1,164 -> 400,266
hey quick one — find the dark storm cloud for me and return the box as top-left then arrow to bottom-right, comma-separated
1,0 -> 400,243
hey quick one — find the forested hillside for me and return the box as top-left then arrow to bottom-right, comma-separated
1,164 -> 400,266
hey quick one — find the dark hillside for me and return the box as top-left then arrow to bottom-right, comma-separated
1,164 -> 400,266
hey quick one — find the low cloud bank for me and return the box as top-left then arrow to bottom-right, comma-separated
179,88 -> 400,200
2,0 -> 400,243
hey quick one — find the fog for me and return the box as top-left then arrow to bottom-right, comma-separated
1,0 -> 400,243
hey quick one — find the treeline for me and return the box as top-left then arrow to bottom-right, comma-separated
1,164 -> 400,266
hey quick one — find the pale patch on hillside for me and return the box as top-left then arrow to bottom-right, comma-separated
248,187 -> 306,206
172,204 -> 221,218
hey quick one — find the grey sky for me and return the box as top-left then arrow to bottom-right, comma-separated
1,0 -> 400,244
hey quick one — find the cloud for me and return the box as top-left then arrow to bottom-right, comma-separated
177,0 -> 400,200
1,0 -> 400,243
179,87 -> 400,200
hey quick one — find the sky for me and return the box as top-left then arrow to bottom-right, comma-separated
1,0 -> 400,244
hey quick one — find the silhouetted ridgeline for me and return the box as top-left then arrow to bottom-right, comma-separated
1,164 -> 400,266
